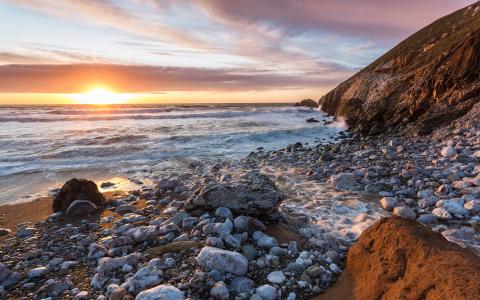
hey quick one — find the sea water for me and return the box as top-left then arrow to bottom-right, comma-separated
0,104 -> 344,204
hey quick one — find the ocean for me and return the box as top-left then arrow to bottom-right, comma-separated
0,104 -> 345,204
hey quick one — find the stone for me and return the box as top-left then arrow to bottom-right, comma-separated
28,266 -> 48,278
252,231 -> 278,249
241,244 -> 257,261
0,228 -> 11,236
0,263 -> 20,288
393,206 -> 416,220
305,265 -> 324,277
417,214 -> 437,224
215,207 -> 233,219
441,146 -> 457,158
432,207 -> 452,220
210,281 -> 229,300
53,178 -> 105,213
267,271 -> 286,284
379,197 -> 397,211
135,284 -> 184,300
185,172 -> 282,216
464,200 -> 480,212
233,216 -> 265,233
66,199 -> 99,217
230,276 -> 254,294
109,287 -> 128,300
122,265 -> 163,293
146,241 -> 198,257
440,200 -> 468,216
73,291 -> 89,300
328,173 -> 358,191
97,253 -> 142,274
256,284 -> 277,300
34,278 -> 72,299
16,227 -> 36,238
196,246 -> 248,275
88,243 -> 108,259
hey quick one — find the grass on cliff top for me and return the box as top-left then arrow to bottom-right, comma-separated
364,1 -> 480,72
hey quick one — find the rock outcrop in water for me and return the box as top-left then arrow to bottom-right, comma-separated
348,217 -> 480,300
320,2 -> 480,135
294,98 -> 318,108
53,178 -> 105,215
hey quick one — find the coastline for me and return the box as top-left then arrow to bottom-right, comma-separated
0,112 -> 479,299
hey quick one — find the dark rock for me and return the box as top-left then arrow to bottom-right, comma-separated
294,99 -> 319,108
306,118 -> 320,123
65,200 -> 98,217
185,172 -> 282,216
53,178 -> 105,213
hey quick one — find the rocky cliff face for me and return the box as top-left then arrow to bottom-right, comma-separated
320,3 -> 480,135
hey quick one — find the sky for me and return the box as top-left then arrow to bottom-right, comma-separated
0,0 -> 474,104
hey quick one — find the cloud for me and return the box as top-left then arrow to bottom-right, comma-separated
194,0 -> 473,40
0,64 -> 353,93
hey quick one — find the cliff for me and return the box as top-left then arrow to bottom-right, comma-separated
320,2 -> 480,135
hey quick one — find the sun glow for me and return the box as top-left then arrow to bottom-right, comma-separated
72,87 -> 132,105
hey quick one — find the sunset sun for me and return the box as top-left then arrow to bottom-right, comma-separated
72,87 -> 132,105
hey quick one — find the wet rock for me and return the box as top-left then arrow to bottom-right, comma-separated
196,246 -> 248,275
306,118 -> 320,123
135,284 -> 184,300
328,173 -> 358,191
294,98 -> 318,108
186,172 -> 282,216
53,178 -> 105,213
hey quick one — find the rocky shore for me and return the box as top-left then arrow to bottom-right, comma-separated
0,106 -> 479,299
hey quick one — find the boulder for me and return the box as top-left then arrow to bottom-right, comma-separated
135,284 -> 184,300
53,178 -> 105,213
196,246 -> 248,275
294,99 -> 318,108
66,200 -> 98,217
185,172 -> 282,216
347,217 -> 480,300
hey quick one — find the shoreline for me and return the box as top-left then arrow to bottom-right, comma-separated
0,114 -> 479,298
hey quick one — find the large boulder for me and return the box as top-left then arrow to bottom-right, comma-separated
135,284 -> 184,300
347,217 -> 480,300
53,178 -> 105,213
185,172 -> 281,216
294,98 -> 318,108
196,246 -> 248,275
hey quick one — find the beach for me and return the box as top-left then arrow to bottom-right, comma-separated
0,103 -> 479,299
